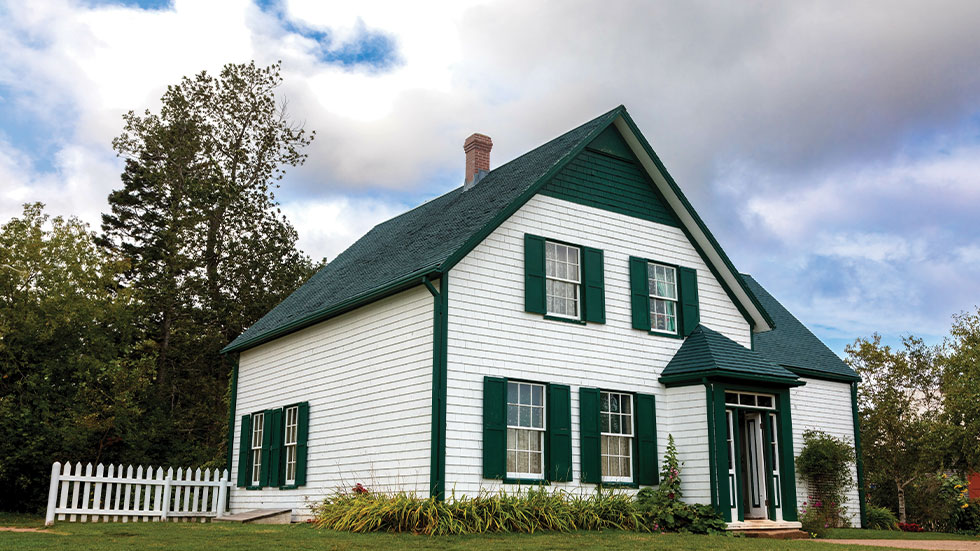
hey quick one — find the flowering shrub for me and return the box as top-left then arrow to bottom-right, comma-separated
795,430 -> 854,528
799,498 -> 832,538
352,483 -> 369,495
899,522 -> 925,532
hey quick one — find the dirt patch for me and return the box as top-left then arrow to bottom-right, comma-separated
0,527 -> 47,533
822,540 -> 980,550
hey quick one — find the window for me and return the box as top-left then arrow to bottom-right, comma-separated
648,263 -> 677,333
600,391 -> 633,482
284,406 -> 299,485
724,391 -> 776,410
506,381 -> 546,478
250,412 -> 264,487
545,241 -> 581,319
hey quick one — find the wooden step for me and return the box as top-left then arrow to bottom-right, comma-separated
215,509 -> 292,524
741,529 -> 809,539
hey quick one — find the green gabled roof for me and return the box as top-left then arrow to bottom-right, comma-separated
224,105 -> 773,354
742,275 -> 860,382
659,325 -> 800,386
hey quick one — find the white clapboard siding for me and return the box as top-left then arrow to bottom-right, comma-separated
45,462 -> 230,525
790,378 -> 862,527
444,194 -> 750,497
229,285 -> 434,519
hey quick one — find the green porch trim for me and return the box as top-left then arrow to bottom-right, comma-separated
225,358 -> 239,474
851,382 -> 867,527
424,275 -> 449,500
705,383 -> 721,518
776,389 -> 799,521
222,266 -> 440,354
661,370 -> 805,388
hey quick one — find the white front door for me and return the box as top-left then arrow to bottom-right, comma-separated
743,412 -> 767,519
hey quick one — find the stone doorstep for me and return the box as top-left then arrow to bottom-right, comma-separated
215,509 -> 293,524
728,519 -> 808,539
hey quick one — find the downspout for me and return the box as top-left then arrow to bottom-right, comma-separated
423,275 -> 449,500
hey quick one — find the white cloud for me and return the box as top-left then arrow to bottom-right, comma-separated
279,195 -> 409,261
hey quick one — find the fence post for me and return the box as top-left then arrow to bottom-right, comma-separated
45,462 -> 61,526
161,472 -> 173,521
216,470 -> 229,517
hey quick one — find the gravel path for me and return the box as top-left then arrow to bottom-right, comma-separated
822,540 -> 980,550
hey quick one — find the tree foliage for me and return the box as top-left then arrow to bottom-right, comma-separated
942,309 -> 980,472
0,204 -> 154,510
99,60 -> 319,467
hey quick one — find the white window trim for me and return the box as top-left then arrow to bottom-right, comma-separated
600,391 -> 634,483
506,381 -> 547,480
283,406 -> 298,486
648,262 -> 678,334
545,241 -> 582,320
250,412 -> 264,487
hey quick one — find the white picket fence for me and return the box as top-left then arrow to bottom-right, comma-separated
45,461 -> 230,526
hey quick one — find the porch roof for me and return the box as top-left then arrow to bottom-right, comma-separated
659,324 -> 801,386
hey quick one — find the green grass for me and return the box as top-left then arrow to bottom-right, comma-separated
826,527 -> 980,541
0,514 -> 951,551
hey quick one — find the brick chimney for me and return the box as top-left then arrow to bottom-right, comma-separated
463,133 -> 493,189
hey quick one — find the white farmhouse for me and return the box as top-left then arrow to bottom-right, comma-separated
221,106 -> 865,529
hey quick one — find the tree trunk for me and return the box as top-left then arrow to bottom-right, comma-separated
896,480 -> 907,523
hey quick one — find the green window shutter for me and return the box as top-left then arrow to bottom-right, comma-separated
546,384 -> 573,481
582,247 -> 606,324
268,408 -> 284,487
259,409 -> 275,486
295,402 -> 310,486
629,257 -> 651,331
236,414 -> 251,487
483,376 -> 507,479
524,234 -> 547,314
579,387 -> 601,484
635,393 -> 659,485
678,267 -> 699,336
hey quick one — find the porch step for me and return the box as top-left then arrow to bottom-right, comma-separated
741,529 -> 809,539
215,509 -> 292,524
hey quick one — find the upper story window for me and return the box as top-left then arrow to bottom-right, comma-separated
250,412 -> 265,487
284,405 -> 299,485
507,381 -> 546,479
648,263 -> 677,334
546,241 -> 581,319
600,391 -> 633,483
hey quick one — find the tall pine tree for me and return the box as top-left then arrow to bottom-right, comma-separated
100,61 -> 318,466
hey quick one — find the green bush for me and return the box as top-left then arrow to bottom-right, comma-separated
633,435 -> 727,534
799,499 -> 831,538
865,505 -> 898,530
951,498 -> 980,534
311,487 -> 645,535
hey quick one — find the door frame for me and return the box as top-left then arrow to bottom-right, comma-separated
706,382 -> 799,523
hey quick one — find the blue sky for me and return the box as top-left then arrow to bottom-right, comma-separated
2,0 -> 979,358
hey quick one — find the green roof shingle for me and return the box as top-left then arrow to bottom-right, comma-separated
660,324 -> 800,385
742,275 -> 860,382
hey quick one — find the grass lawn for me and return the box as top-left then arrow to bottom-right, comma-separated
0,513 -> 952,551
827,528 -> 980,541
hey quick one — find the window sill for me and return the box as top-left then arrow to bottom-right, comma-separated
503,477 -> 550,486
278,484 -> 300,490
648,330 -> 683,340
544,315 -> 586,325
245,485 -> 263,491
599,481 -> 639,488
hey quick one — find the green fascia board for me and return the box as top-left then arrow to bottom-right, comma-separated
660,371 -> 805,388
613,113 -> 775,332
785,365 -> 860,383
221,265 -> 440,354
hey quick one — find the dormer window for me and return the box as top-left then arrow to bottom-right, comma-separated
545,241 -> 581,319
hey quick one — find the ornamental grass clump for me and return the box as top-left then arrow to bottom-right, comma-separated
310,485 -> 645,535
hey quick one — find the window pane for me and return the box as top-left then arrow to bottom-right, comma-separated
601,435 -> 609,455
507,451 -> 517,472
531,386 -> 542,406
740,394 -> 756,406
758,395 -> 773,408
530,452 -> 542,474
725,392 -> 738,404
621,396 -> 631,414
600,392 -> 609,412
530,432 -> 542,452
519,405 -> 531,426
623,416 -> 632,436
610,394 -> 620,413
531,407 -> 542,429
507,428 -> 516,449
518,429 -> 528,449
610,414 -> 621,433
600,412 -> 610,432
507,405 -> 518,426
519,384 -> 530,404
508,382 -> 518,403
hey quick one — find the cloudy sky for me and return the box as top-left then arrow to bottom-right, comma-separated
2,0 -> 979,355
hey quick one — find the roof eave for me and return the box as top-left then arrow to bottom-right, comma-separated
659,369 -> 804,388
784,365 -> 861,383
